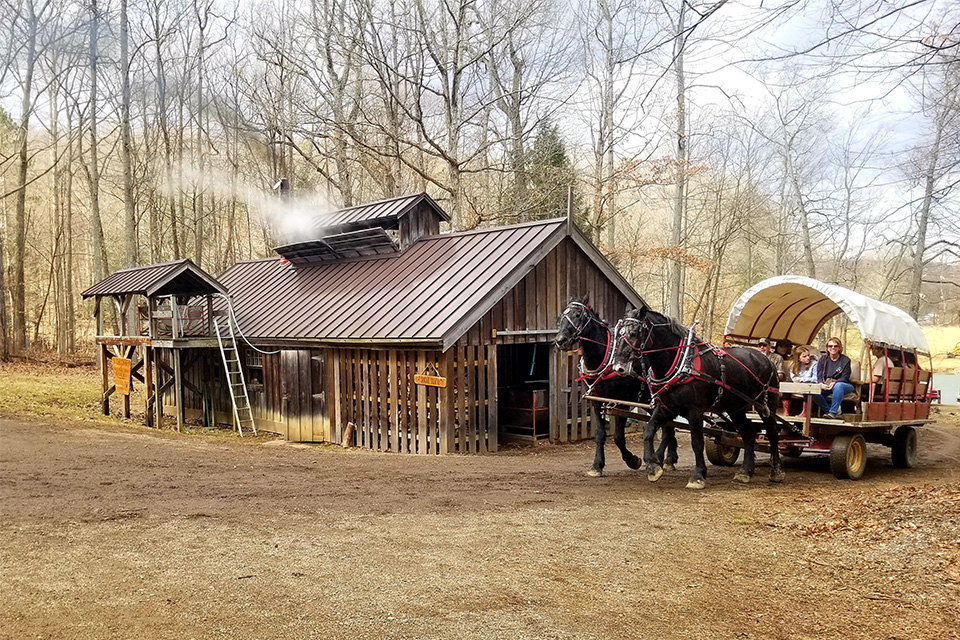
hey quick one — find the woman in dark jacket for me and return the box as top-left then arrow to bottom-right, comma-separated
814,337 -> 853,419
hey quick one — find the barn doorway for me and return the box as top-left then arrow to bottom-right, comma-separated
497,343 -> 551,442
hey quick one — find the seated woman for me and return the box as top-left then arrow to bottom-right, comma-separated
814,337 -> 854,420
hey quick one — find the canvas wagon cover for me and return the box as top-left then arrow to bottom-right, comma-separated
724,275 -> 929,352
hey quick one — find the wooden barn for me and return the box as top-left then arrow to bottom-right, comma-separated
84,193 -> 645,454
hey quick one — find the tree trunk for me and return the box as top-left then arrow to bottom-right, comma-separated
0,215 -> 8,359
667,0 -> 687,320
11,0 -> 39,351
89,0 -> 108,283
120,0 -> 137,267
909,114 -> 943,319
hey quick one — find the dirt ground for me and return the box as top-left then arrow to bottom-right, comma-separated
2,411 -> 959,640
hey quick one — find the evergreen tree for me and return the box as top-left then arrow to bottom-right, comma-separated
527,121 -> 582,223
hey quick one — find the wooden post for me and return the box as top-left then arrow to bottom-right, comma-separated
173,348 -> 184,432
123,344 -> 132,419
93,297 -> 102,337
171,296 -> 181,339
439,349 -> 454,454
155,350 -> 164,428
101,343 -> 110,416
549,343 -> 560,443
487,345 -> 498,453
144,345 -> 154,428
147,297 -> 155,339
206,295 -> 214,337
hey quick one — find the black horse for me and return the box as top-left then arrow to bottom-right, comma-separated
555,299 -> 677,477
610,305 -> 784,489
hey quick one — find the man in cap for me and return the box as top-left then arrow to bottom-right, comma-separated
757,338 -> 786,380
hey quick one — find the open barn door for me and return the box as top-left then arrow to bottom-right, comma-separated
496,343 -> 551,442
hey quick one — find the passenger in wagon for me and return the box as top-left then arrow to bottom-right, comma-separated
757,338 -> 785,380
869,345 -> 895,399
870,345 -> 894,385
780,345 -> 817,416
790,346 -> 818,383
813,337 -> 854,420
775,339 -> 793,380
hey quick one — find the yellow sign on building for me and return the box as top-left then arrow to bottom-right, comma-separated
113,357 -> 132,395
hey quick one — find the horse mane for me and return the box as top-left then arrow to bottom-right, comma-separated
635,307 -> 701,343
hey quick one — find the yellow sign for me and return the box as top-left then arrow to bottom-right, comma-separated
113,358 -> 132,395
414,374 -> 447,388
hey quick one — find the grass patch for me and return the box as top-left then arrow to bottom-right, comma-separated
0,361 -> 112,423
0,359 -> 268,442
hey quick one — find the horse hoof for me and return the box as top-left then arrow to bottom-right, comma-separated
685,479 -> 705,490
647,465 -> 664,483
663,463 -> 677,472
586,469 -> 603,478
626,456 -> 641,470
770,469 -> 785,483
733,473 -> 751,484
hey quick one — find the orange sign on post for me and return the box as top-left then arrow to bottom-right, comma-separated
113,357 -> 132,395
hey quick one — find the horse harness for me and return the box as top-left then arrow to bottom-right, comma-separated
558,303 -> 619,396
615,317 -> 774,417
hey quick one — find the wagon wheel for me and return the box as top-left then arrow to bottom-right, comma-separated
705,438 -> 740,466
891,426 -> 918,468
829,433 -> 867,480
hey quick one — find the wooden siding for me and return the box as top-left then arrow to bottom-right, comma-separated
475,237 -> 631,346
332,348 -> 446,453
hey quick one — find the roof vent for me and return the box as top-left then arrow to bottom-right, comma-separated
274,228 -> 399,266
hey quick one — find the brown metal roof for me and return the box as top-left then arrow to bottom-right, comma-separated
217,218 -> 644,350
81,259 -> 227,299
308,192 -> 449,233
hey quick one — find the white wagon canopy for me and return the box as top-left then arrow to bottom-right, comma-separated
724,275 -> 929,353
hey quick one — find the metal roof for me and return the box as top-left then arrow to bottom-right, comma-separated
217,218 -> 643,350
308,192 -> 450,234
81,259 -> 228,299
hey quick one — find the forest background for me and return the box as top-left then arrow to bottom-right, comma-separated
1,0 -> 958,361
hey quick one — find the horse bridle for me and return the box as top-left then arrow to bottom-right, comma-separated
558,303 -> 614,380
614,316 -> 701,390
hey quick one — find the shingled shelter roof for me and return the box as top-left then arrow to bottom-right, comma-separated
81,259 -> 227,299
217,218 -> 642,350
308,192 -> 450,234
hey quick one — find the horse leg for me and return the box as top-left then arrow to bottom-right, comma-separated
765,409 -> 785,483
643,408 -> 671,482
587,402 -> 606,477
612,415 -> 641,469
684,412 -> 708,490
657,424 -> 679,471
730,411 -> 756,484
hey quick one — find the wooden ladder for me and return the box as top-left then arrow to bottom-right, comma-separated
214,315 -> 257,436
